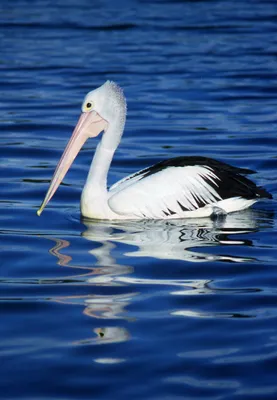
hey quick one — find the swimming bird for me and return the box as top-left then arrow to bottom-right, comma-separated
37,81 -> 272,220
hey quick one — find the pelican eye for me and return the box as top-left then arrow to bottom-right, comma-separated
84,101 -> 94,112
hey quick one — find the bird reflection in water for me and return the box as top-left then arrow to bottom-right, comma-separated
48,209 -> 273,349
81,209 -> 268,266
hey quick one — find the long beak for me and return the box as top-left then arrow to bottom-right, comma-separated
37,111 -> 107,216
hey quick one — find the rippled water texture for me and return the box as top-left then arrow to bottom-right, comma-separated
1,1 -> 277,399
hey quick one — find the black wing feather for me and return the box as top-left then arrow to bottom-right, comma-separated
142,156 -> 256,177
130,156 -> 271,201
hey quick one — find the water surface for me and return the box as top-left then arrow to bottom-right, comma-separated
1,0 -> 277,399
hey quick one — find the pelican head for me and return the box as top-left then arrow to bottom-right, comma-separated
37,81 -> 126,216
83,81 -> 126,125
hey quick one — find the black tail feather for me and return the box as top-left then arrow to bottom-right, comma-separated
256,186 -> 272,199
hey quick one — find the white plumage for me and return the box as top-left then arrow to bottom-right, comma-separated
37,81 -> 271,220
109,166 -> 221,218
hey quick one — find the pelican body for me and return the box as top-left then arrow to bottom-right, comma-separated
37,81 -> 271,220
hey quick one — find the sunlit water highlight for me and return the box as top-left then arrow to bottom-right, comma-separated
1,0 -> 277,399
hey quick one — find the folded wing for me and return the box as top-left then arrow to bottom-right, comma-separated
108,157 -> 271,219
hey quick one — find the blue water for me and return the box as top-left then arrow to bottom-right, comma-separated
1,0 -> 277,399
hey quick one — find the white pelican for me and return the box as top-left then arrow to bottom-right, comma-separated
37,81 -> 272,220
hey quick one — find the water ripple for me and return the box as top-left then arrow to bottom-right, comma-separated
1,0 -> 277,399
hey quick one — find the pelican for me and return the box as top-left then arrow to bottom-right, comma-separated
37,81 -> 272,220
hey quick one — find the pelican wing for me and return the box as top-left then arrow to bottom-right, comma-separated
108,165 -> 223,219
108,157 -> 270,219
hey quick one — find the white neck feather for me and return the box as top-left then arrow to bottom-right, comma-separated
80,110 -> 126,219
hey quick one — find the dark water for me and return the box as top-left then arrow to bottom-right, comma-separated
1,0 -> 277,398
